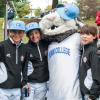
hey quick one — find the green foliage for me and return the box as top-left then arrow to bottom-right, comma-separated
0,0 -> 30,18
77,0 -> 100,19
0,0 -> 5,17
45,5 -> 52,12
0,18 -> 4,41
15,2 -> 31,18
83,18 -> 96,26
34,8 -> 42,17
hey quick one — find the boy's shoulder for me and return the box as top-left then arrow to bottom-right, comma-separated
40,39 -> 50,46
87,41 -> 98,54
0,40 -> 8,52
0,40 -> 8,46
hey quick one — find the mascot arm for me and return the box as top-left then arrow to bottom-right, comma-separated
40,15 -> 77,36
44,25 -> 73,36
39,12 -> 57,31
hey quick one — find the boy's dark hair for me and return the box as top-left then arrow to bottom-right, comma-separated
80,25 -> 97,37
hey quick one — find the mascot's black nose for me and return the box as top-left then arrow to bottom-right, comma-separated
51,25 -> 58,29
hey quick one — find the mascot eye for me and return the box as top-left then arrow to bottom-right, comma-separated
64,8 -> 68,13
51,25 -> 58,29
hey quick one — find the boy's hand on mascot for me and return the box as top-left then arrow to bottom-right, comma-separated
88,98 -> 93,100
22,83 -> 31,94
88,95 -> 97,100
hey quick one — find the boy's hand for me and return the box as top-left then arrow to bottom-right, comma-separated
88,98 -> 92,100
88,95 -> 97,100
22,83 -> 31,93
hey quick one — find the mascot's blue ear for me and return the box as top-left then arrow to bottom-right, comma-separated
56,3 -> 79,20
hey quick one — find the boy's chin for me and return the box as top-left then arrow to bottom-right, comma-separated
32,40 -> 39,43
81,42 -> 88,45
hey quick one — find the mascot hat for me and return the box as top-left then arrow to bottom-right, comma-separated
25,22 -> 40,34
9,20 -> 25,31
57,3 -> 79,20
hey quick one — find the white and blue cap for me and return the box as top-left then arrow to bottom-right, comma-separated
9,20 -> 25,31
25,22 -> 40,34
56,3 -> 79,20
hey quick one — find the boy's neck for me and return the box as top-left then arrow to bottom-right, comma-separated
9,37 -> 22,45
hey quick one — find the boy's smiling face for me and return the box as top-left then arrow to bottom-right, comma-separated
80,33 -> 96,45
29,29 -> 41,43
9,30 -> 24,44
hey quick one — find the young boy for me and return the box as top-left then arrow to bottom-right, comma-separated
79,25 -> 100,100
0,20 -> 28,100
23,22 -> 49,100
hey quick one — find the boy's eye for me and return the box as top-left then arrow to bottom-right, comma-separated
35,32 -> 39,34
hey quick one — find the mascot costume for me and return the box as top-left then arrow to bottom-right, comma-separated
39,3 -> 83,100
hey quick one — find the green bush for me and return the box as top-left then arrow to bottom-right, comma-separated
83,18 -> 96,26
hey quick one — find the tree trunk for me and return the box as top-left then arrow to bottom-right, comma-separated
52,0 -> 58,9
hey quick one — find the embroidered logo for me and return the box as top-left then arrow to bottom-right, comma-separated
83,57 -> 87,63
20,56 -> 24,62
16,23 -> 21,27
6,53 -> 11,58
30,54 -> 33,57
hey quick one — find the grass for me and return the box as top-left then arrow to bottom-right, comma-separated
83,18 -> 96,26
0,18 -> 96,42
0,18 -> 4,41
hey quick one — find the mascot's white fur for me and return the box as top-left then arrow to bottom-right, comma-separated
39,3 -> 83,100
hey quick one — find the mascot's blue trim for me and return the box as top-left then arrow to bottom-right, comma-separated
48,47 -> 70,59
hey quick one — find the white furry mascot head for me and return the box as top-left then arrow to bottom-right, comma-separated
39,3 -> 83,100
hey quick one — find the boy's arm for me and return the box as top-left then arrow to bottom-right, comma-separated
89,49 -> 100,100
